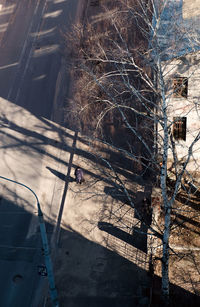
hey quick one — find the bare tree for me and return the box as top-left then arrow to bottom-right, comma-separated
64,0 -> 200,305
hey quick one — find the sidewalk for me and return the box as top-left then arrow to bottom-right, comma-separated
45,132 -> 151,307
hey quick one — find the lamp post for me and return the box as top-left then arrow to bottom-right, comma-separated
0,175 -> 59,307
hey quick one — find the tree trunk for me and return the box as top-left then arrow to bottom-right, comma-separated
161,206 -> 171,306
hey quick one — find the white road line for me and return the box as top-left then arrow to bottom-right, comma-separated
0,62 -> 19,70
0,244 -> 39,250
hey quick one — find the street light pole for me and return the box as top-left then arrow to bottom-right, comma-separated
0,175 -> 59,307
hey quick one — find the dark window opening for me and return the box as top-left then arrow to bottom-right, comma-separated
173,77 -> 188,98
173,117 -> 187,141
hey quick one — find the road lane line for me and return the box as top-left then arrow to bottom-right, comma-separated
0,62 -> 19,70
0,244 -> 40,250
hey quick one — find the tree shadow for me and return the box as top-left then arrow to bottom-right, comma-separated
0,183 -> 199,307
176,194 -> 200,212
104,186 -> 136,205
175,213 -> 200,229
98,221 -> 148,253
151,272 -> 200,307
53,225 -> 200,307
0,113 -> 153,192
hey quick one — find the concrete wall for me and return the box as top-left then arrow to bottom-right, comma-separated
160,52 -> 200,173
183,0 -> 200,19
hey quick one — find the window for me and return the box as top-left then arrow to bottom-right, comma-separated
173,117 -> 187,141
173,77 -> 188,98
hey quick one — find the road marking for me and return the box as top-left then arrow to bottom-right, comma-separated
33,44 -> 59,57
44,9 -> 63,18
0,22 -> 8,32
30,26 -> 56,38
0,244 -> 39,250
0,62 -> 19,70
54,0 -> 66,3
0,4 -> 16,16
33,74 -> 46,81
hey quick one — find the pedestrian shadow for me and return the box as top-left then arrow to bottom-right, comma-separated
46,166 -> 74,182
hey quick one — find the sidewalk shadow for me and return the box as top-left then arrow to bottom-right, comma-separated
54,226 -> 200,307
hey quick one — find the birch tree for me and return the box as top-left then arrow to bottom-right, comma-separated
64,0 -> 200,305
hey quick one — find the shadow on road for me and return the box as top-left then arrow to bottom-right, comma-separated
0,0 -> 80,124
51,225 -> 200,307
0,181 -> 200,307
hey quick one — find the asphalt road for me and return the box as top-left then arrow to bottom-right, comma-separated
0,0 -> 80,120
0,0 -> 81,306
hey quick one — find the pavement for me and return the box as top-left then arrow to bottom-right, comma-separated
45,132 -> 153,307
0,94 -> 77,306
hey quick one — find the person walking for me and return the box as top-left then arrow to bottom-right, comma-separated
74,167 -> 85,184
